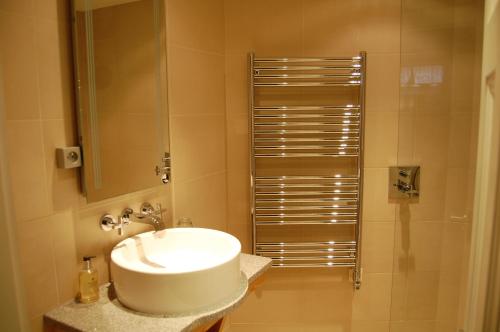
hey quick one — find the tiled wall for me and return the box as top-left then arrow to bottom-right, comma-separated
224,0 -> 401,330
166,0 -> 228,231
0,1 -> 173,331
0,0 -> 483,331
391,0 -> 483,331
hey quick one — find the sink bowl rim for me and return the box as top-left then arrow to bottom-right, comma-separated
111,227 -> 241,275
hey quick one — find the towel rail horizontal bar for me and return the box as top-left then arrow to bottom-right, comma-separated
254,114 -> 359,120
256,212 -> 357,218
254,73 -> 361,79
255,153 -> 359,158
255,129 -> 360,134
257,249 -> 356,255
254,105 -> 360,111
254,57 -> 361,63
254,65 -> 361,71
256,183 -> 358,188
256,206 -> 358,211
256,241 -> 355,246
255,175 -> 358,180
271,262 -> 356,268
255,220 -> 357,225
255,197 -> 358,204
254,138 -> 359,144
255,146 -> 359,151
256,190 -> 358,195
255,122 -> 359,127
254,81 -> 360,87
256,219 -> 357,226
263,256 -> 356,261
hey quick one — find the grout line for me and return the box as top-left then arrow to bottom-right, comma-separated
167,42 -> 225,57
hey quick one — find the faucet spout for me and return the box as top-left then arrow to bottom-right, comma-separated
121,203 -> 165,231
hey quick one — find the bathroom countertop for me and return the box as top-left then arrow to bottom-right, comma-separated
44,253 -> 272,332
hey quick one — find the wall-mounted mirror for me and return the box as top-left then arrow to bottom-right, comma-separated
71,0 -> 170,203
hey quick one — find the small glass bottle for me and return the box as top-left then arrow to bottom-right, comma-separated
176,217 -> 193,228
78,256 -> 99,304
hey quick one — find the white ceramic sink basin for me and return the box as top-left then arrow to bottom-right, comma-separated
110,228 -> 241,315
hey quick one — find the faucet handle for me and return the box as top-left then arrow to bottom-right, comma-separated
100,214 -> 123,234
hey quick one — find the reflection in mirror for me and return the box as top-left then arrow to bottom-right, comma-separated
71,0 -> 169,202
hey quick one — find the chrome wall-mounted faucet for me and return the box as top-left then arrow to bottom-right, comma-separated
100,202 -> 165,235
121,202 -> 165,232
389,166 -> 420,199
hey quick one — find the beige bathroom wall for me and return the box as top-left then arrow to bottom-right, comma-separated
0,1 -> 172,331
166,0 -> 228,231
392,0 -> 483,331
224,0 -> 401,330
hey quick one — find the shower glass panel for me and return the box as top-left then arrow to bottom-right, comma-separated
390,0 -> 484,331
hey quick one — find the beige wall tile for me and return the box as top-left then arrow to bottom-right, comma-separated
168,46 -> 226,116
167,0 -> 225,54
351,320 -> 390,332
406,271 -> 440,320
35,0 -> 68,22
366,53 -> 400,113
390,320 -> 436,332
225,0 -> 303,56
231,271 -> 303,325
17,217 -> 59,318
50,209 -> 78,303
227,324 -> 304,332
6,121 -> 50,221
393,221 -> 444,273
361,222 -> 395,273
173,172 -> 227,231
35,17 -> 73,120
303,0 -> 360,56
362,168 -> 396,221
0,12 -> 40,120
225,54 -> 248,115
170,114 -> 227,182
358,0 -> 401,53
364,112 -> 398,168
0,0 -> 34,15
352,273 -> 392,321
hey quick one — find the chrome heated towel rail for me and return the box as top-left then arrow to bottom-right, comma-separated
249,53 -> 366,289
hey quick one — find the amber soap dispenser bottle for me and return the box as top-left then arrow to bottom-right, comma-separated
78,256 -> 99,303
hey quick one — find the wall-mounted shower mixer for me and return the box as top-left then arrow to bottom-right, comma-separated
389,166 -> 420,199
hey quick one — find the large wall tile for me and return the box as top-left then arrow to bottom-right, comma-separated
35,17 -> 73,120
0,12 -> 40,120
17,217 -> 59,317
167,0 -> 225,53
170,114 -> 227,182
362,168 -> 396,221
364,112 -> 399,168
352,273 -> 392,321
361,222 -> 395,273
168,46 -> 226,116
6,121 -> 50,221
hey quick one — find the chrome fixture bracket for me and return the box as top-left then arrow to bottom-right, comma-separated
155,152 -> 171,184
389,166 -> 420,199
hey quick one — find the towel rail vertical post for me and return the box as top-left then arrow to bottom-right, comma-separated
249,53 -> 257,255
354,51 -> 366,290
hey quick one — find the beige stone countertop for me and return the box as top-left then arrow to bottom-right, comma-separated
45,253 -> 272,332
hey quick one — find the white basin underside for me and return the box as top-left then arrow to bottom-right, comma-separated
111,228 -> 242,315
